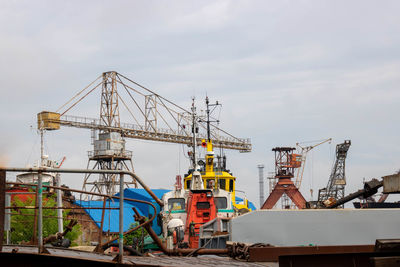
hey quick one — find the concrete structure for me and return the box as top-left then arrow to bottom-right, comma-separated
232,209 -> 400,246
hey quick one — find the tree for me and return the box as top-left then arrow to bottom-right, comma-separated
124,222 -> 148,252
9,195 -> 81,246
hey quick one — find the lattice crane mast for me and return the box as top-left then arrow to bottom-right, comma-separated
318,140 -> 351,207
37,71 -> 251,196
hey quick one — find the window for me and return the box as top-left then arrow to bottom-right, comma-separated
168,198 -> 185,211
196,202 -> 210,210
186,180 -> 191,189
206,179 -> 215,189
229,179 -> 234,192
219,179 -> 226,190
215,197 -> 227,210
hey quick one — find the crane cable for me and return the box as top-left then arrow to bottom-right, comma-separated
56,74 -> 102,113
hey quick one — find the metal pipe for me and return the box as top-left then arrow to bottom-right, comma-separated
37,171 -> 43,253
6,182 -> 155,212
118,173 -> 124,262
0,171 -> 5,252
100,201 -> 157,249
0,169 -> 236,257
6,206 -> 120,210
56,174 -> 63,233
327,179 -> 383,209
32,182 -> 39,245
6,176 -> 228,257
5,171 -> 158,255
134,208 -> 228,256
142,217 -> 228,255
1,167 -> 163,207
98,196 -> 107,245
5,193 -> 10,245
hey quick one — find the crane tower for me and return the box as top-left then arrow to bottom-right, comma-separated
37,71 -> 251,197
318,140 -> 351,206
83,72 -> 135,197
261,147 -> 307,209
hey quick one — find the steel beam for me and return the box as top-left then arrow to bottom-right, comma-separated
0,171 -> 5,252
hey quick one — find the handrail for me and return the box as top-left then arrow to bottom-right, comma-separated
0,167 -> 162,263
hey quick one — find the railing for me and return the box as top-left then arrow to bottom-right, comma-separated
0,167 -> 230,261
0,167 -> 162,263
59,114 -> 252,151
87,149 -> 133,158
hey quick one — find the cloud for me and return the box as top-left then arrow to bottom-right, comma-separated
1,0 -> 400,207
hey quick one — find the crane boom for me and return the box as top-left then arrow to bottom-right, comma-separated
38,113 -> 251,151
37,71 -> 251,152
294,138 -> 332,189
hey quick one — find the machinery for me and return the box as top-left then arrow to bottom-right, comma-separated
184,189 -> 218,248
261,147 -> 307,209
318,140 -> 351,207
319,173 -> 400,208
183,97 -> 251,212
37,71 -> 251,197
281,138 -> 332,209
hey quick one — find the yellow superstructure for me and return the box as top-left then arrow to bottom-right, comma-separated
183,140 -> 251,212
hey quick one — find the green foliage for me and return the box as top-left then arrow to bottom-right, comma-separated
124,222 -> 148,251
9,195 -> 81,245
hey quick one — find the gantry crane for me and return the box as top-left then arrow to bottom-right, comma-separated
261,147 -> 307,209
280,138 -> 332,209
37,71 -> 251,197
318,140 -> 351,207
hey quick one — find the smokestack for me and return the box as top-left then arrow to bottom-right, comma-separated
258,164 -> 265,208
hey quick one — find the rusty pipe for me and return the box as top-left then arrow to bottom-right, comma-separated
134,209 -> 228,256
6,181 -> 157,250
1,167 -> 163,207
7,181 -> 159,208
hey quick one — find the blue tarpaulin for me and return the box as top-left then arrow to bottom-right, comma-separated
74,199 -> 144,233
235,196 -> 257,211
116,188 -> 170,235
75,188 -> 170,235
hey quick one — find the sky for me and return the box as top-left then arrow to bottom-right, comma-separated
1,0 -> 400,208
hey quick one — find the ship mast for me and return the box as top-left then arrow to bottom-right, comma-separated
205,96 -> 220,142
191,98 -> 198,170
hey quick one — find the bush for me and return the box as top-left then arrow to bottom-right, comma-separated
9,195 -> 81,245
124,222 -> 147,251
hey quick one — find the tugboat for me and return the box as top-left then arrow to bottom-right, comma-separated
160,97 -> 250,249
183,97 -> 252,213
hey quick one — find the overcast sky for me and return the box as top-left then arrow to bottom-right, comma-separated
1,0 -> 400,208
